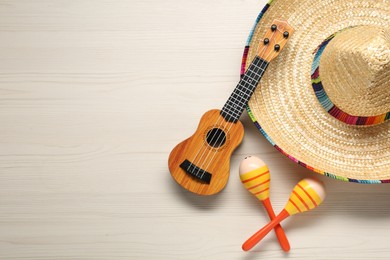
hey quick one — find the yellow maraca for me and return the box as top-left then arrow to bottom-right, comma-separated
239,156 -> 290,252
242,178 -> 326,251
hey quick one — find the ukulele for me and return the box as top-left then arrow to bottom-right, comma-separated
168,20 -> 294,195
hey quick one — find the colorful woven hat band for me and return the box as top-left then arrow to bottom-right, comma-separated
243,0 -> 390,183
311,26 -> 390,126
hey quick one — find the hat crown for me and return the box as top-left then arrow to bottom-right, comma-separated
245,0 -> 390,182
320,26 -> 390,117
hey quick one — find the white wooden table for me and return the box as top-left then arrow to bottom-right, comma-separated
1,0 -> 390,259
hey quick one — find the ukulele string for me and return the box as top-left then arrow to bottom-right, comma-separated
198,27 -> 290,179
193,30 -> 283,179
198,42 -> 281,179
186,109 -> 226,175
192,33 -> 279,179
185,40 -> 271,176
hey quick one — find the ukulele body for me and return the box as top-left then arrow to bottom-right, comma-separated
168,20 -> 294,196
168,109 -> 244,195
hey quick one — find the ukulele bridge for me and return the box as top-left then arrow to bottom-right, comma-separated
180,159 -> 212,184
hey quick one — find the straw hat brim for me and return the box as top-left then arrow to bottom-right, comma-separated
244,0 -> 390,183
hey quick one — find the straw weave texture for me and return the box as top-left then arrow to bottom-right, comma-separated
320,26 -> 390,116
247,0 -> 390,181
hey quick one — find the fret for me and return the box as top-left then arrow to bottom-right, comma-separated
221,56 -> 269,123
227,95 -> 246,110
231,92 -> 247,104
246,76 -> 260,86
236,84 -> 253,95
240,72 -> 262,86
220,110 -> 239,121
250,65 -> 260,75
238,83 -> 255,95
232,85 -> 250,97
221,106 -> 240,116
245,70 -> 261,81
253,56 -> 268,68
226,99 -> 245,112
235,87 -> 252,98
251,63 -> 266,75
221,106 -> 241,119
221,102 -> 244,123
223,102 -> 242,116
240,78 -> 256,87
243,72 -> 260,84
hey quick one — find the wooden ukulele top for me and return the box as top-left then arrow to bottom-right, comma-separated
168,20 -> 294,195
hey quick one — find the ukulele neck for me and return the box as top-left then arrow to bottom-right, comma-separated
220,56 -> 269,123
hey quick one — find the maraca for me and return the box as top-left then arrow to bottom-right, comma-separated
239,156 -> 290,252
242,178 -> 326,251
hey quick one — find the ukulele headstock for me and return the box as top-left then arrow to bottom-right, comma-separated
256,19 -> 294,62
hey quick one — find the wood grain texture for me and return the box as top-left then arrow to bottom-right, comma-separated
169,109 -> 244,195
1,0 -> 390,259
257,19 -> 294,62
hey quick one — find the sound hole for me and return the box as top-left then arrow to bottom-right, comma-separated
206,128 -> 226,148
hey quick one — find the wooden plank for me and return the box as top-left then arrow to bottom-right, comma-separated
0,0 -> 390,259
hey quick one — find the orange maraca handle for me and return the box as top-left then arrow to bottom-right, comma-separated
262,198 -> 290,252
242,209 -> 290,251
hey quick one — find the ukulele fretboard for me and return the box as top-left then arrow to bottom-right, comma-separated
221,56 -> 268,123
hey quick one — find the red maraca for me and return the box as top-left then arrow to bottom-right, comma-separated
239,156 -> 290,252
242,178 -> 326,251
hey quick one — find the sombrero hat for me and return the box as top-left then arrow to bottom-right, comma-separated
243,0 -> 390,183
